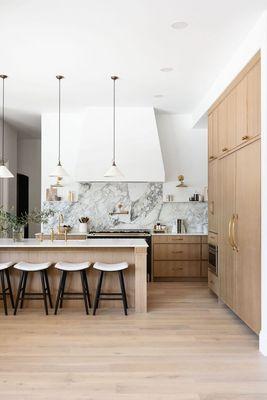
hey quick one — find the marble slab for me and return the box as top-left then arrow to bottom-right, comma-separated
43,182 -> 208,233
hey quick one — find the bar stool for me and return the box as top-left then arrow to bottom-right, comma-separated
93,262 -> 128,315
54,262 -> 91,315
13,262 -> 53,315
0,262 -> 14,315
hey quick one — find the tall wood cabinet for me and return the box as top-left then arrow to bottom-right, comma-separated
208,51 -> 261,334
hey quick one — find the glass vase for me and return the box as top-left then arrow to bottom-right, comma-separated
12,226 -> 24,242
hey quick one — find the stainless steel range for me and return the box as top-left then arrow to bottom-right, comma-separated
88,229 -> 152,281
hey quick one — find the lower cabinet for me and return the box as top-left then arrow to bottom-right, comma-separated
152,235 -> 208,281
208,270 -> 219,296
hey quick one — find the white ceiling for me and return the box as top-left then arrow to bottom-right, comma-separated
1,0 -> 267,137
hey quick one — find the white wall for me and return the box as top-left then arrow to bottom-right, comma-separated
156,113 -> 208,201
17,138 -> 41,237
0,122 -> 18,210
192,11 -> 267,355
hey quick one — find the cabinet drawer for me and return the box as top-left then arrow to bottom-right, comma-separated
201,261 -> 209,277
208,270 -> 219,296
153,243 -> 201,260
202,244 -> 208,260
208,232 -> 218,246
154,261 -> 201,277
153,235 -> 202,244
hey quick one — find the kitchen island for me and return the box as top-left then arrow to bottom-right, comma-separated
0,239 -> 148,312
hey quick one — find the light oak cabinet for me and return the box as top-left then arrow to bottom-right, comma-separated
208,108 -> 219,161
209,54 -> 261,157
208,53 -> 261,334
208,270 -> 219,296
218,153 -> 236,310
235,140 -> 261,333
247,60 -> 261,139
208,159 -> 218,233
152,235 -> 208,281
218,140 -> 261,333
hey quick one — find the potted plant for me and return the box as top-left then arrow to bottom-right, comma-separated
0,207 -> 54,242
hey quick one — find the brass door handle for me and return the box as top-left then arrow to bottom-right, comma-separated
209,200 -> 215,215
222,147 -> 228,152
242,135 -> 249,141
228,216 -> 235,249
232,214 -> 239,252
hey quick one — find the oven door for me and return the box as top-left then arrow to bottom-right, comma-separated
208,244 -> 218,276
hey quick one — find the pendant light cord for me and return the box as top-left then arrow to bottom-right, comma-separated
58,76 -> 61,166
113,77 -> 116,165
1,76 -> 5,165
111,76 -> 118,166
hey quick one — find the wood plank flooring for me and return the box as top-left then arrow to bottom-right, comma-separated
0,282 -> 267,399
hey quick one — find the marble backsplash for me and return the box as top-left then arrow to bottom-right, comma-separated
43,182 -> 208,233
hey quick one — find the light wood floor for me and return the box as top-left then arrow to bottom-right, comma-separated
0,282 -> 267,400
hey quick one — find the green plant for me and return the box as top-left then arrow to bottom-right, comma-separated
0,207 -> 55,232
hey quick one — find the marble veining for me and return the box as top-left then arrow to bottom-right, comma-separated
43,182 -> 207,232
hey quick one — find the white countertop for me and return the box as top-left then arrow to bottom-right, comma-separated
152,232 -> 207,236
0,239 -> 148,248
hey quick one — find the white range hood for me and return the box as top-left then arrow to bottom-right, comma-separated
42,107 -> 165,183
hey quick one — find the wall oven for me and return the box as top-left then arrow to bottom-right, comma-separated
208,244 -> 218,276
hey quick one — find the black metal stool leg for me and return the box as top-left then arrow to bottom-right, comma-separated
20,271 -> 28,309
80,271 -> 89,315
119,270 -> 128,309
59,270 -> 67,308
44,270 -> 53,308
14,271 -> 25,315
40,271 -> 48,315
1,270 -> 8,315
54,271 -> 65,315
118,271 -> 128,315
82,270 -> 91,308
93,271 -> 104,315
5,269 -> 14,308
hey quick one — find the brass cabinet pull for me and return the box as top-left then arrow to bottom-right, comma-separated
173,267 -> 183,270
242,135 -> 249,141
171,238 -> 183,241
209,200 -> 215,215
222,147 -> 228,152
228,216 -> 235,249
232,214 -> 239,252
172,251 -> 183,254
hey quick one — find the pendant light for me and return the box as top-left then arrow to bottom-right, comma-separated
0,75 -> 14,179
104,76 -> 124,178
50,75 -> 69,183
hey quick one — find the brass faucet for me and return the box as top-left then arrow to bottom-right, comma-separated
64,227 -> 68,243
58,213 -> 64,234
50,228 -> 55,242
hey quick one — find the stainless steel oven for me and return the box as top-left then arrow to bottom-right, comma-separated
208,244 -> 218,276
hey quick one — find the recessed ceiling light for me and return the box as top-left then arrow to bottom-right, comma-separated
160,67 -> 173,72
171,21 -> 188,30
154,94 -> 164,98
